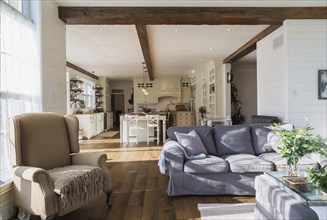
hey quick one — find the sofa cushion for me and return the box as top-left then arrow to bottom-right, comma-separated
259,152 -> 320,171
250,124 -> 274,155
184,155 -> 229,174
213,125 -> 255,156
168,126 -> 217,155
221,154 -> 274,173
174,130 -> 208,157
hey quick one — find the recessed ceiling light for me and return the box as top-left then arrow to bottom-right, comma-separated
174,28 -> 179,32
209,47 -> 214,51
227,28 -> 231,32
170,47 -> 173,51
100,28 -> 104,32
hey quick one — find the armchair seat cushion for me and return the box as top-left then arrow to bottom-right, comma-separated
184,155 -> 229,174
48,165 -> 107,211
222,154 -> 274,173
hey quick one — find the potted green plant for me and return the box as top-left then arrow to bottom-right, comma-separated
307,167 -> 327,194
199,106 -> 207,119
229,72 -> 245,125
269,122 -> 327,176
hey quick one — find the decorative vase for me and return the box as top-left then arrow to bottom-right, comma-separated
288,162 -> 300,176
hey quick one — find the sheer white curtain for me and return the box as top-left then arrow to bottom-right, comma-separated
0,2 -> 41,183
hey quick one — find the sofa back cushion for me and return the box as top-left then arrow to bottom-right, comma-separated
213,125 -> 255,156
250,124 -> 272,155
168,126 -> 217,155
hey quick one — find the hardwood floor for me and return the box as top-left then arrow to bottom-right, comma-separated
30,130 -> 255,220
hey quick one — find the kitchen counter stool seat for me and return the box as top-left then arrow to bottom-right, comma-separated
125,114 -> 139,144
146,114 -> 160,145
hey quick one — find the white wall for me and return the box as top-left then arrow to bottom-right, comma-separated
257,26 -> 287,121
285,20 -> 327,135
232,61 -> 257,125
257,20 -> 327,136
40,1 -> 66,114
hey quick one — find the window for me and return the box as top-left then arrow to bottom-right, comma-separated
3,0 -> 23,13
81,79 -> 95,109
0,1 -> 41,184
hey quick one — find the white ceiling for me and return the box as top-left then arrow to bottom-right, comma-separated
62,1 -> 326,80
66,25 -> 267,79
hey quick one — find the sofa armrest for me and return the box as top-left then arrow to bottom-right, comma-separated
71,153 -> 112,191
308,153 -> 327,170
13,166 -> 58,216
162,140 -> 185,172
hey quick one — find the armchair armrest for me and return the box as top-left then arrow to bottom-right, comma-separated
162,140 -> 185,172
71,152 -> 107,167
309,153 -> 327,170
13,166 -> 58,216
14,166 -> 51,182
71,153 -> 112,191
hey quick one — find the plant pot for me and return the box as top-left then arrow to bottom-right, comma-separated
283,176 -> 311,192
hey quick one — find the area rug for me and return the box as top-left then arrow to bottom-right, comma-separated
198,203 -> 255,220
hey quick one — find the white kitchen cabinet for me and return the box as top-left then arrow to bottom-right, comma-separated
134,80 -> 157,104
181,77 -> 191,103
75,113 -> 104,139
107,112 -> 114,129
156,78 -> 181,97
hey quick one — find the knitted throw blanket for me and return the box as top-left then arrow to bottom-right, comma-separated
48,165 -> 106,211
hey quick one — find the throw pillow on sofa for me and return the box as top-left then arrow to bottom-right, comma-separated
174,130 -> 208,157
213,125 -> 255,156
168,126 -> 217,155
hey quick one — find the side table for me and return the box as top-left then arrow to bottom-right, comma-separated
254,172 -> 327,220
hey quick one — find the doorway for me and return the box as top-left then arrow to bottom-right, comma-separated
111,93 -> 125,126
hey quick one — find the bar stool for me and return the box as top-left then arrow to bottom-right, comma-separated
146,114 -> 160,145
125,114 -> 139,144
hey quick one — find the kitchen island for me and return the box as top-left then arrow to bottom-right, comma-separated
120,114 -> 166,144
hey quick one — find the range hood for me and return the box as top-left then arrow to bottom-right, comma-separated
157,93 -> 181,99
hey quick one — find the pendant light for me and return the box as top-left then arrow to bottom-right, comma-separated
142,62 -> 148,95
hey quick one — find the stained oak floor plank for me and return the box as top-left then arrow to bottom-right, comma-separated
25,129 -> 255,220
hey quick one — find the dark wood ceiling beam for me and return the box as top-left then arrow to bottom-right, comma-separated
135,25 -> 154,81
66,62 -> 99,80
223,24 -> 282,64
58,7 -> 327,25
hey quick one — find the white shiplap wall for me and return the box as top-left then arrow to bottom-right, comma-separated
41,1 -> 67,114
285,20 -> 327,136
257,20 -> 327,136
257,26 -> 287,121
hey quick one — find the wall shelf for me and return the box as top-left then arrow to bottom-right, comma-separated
70,79 -> 84,108
94,85 -> 103,111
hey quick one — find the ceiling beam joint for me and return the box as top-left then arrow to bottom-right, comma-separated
223,24 -> 282,64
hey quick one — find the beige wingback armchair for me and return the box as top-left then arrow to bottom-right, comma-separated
9,113 -> 112,220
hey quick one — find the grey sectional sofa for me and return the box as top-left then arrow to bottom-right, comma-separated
159,124 -> 323,196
